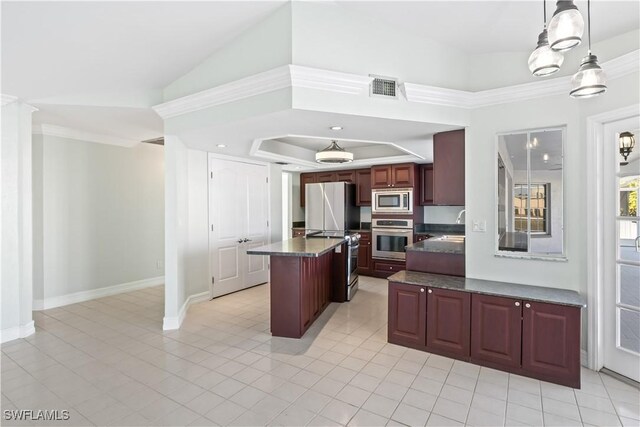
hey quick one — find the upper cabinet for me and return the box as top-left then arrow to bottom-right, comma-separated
355,169 -> 371,206
419,164 -> 434,205
433,129 -> 465,205
371,163 -> 416,189
300,168 -> 370,207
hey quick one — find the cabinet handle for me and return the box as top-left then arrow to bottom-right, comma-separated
515,302 -> 520,307
525,303 -> 531,308
428,289 -> 433,294
420,288 -> 425,293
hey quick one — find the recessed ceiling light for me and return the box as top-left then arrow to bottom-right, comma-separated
329,126 -> 343,131
216,144 -> 226,148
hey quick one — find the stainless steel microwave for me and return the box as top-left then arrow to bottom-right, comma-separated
372,188 -> 413,215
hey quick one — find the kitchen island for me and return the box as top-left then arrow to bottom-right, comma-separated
247,237 -> 345,338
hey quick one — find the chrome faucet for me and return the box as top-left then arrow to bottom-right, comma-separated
456,209 -> 466,224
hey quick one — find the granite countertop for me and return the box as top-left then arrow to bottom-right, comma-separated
388,270 -> 585,307
406,236 -> 465,254
247,237 -> 344,258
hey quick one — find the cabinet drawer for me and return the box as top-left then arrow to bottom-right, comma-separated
373,260 -> 405,274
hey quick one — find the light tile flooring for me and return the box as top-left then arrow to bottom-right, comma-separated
2,276 -> 639,427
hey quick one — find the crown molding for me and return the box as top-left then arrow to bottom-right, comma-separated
290,65 -> 373,95
153,50 -> 639,120
404,49 -> 640,109
1,94 -> 18,106
153,65 -> 291,120
33,124 -> 139,148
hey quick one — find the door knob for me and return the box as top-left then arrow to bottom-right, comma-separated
515,302 -> 520,307
243,238 -> 252,243
428,289 -> 433,293
237,239 -> 243,243
525,303 -> 531,308
420,288 -> 425,293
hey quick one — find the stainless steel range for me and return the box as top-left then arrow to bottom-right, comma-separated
307,230 -> 360,301
372,218 -> 414,260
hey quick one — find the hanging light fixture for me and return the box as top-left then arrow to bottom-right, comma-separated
315,140 -> 353,164
619,131 -> 635,164
570,0 -> 607,98
547,0 -> 584,51
528,0 -> 564,77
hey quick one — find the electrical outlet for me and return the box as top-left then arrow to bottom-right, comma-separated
472,220 -> 486,232
156,260 -> 163,269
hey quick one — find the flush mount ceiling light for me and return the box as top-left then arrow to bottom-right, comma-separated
329,126 -> 343,131
619,131 -> 635,163
529,0 -> 564,77
570,0 -> 607,98
548,0 -> 584,52
315,140 -> 353,164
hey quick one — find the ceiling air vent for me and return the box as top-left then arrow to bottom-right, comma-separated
370,75 -> 398,98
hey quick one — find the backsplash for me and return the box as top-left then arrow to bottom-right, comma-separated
423,205 -> 465,224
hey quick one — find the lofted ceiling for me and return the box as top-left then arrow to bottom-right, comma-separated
2,0 -> 638,159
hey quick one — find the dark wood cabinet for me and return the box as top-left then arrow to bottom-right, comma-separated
415,234 -> 429,243
292,228 -> 306,237
355,169 -> 372,206
388,282 -> 427,349
426,288 -> 471,358
371,163 -> 416,189
336,170 -> 356,183
357,232 -> 372,274
316,172 -> 336,183
522,301 -> 581,388
433,130 -> 465,206
406,251 -> 465,277
373,259 -> 405,278
419,164 -> 434,205
300,173 -> 317,208
471,294 -> 522,368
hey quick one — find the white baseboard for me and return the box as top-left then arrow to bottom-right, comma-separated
33,276 -> 165,310
163,291 -> 209,330
1,321 -> 35,343
581,349 -> 588,367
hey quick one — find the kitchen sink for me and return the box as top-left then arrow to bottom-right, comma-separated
432,235 -> 465,243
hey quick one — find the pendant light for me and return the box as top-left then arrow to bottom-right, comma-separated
315,140 -> 353,164
529,0 -> 564,77
548,1 -> 584,51
570,0 -> 607,98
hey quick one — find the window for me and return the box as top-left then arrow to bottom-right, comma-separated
514,183 -> 550,234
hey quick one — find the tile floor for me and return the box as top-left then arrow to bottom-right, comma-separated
1,276 -> 639,426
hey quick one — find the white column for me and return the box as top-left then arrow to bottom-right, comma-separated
1,96 -> 36,343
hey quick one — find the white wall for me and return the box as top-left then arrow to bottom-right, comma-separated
423,206 -> 465,225
1,100 -> 35,342
186,149 -> 210,297
290,171 -> 304,222
269,164 -> 283,243
31,135 -> 165,308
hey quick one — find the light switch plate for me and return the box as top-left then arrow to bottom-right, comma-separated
472,220 -> 486,232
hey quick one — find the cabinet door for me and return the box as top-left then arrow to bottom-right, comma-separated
300,173 -> 317,208
336,170 -> 356,183
316,172 -> 337,183
471,294 -> 522,368
371,165 -> 392,188
355,169 -> 372,206
433,130 -> 465,205
388,282 -> 426,349
357,233 -> 372,273
392,163 -> 414,187
419,164 -> 434,205
426,288 -> 471,357
522,301 -> 581,388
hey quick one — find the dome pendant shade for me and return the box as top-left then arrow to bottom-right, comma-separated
570,54 -> 607,98
528,30 -> 564,76
315,140 -> 354,164
548,1 -> 584,51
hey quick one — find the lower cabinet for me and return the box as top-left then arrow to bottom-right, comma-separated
426,288 -> 471,358
387,283 -> 582,388
471,294 -> 522,368
388,282 -> 426,349
522,300 -> 581,388
357,232 -> 372,274
372,260 -> 405,278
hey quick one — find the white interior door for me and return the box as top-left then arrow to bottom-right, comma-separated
209,157 -> 269,298
603,121 -> 640,382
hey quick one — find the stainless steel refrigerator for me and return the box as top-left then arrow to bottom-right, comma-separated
305,182 -> 360,233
